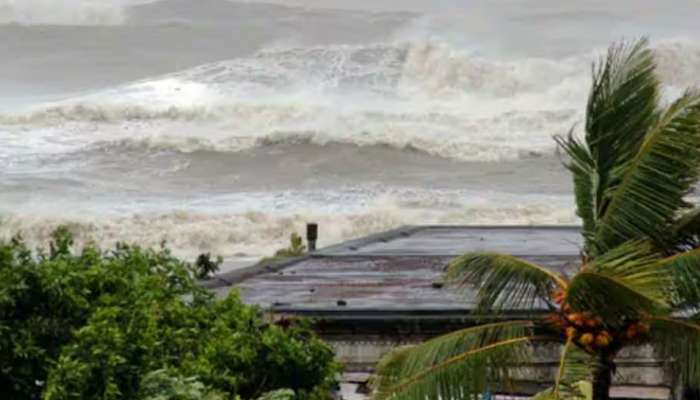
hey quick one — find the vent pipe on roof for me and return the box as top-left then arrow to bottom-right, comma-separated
306,223 -> 318,252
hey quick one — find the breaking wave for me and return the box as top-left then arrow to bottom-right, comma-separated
0,203 -> 577,259
3,38 -> 699,161
0,41 -> 588,161
4,1 -> 700,265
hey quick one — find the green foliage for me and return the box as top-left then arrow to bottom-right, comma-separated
671,207 -> 700,249
533,381 -> 592,400
138,372 -> 296,400
650,317 -> 700,387
374,38 -> 700,400
657,248 -> 700,308
447,253 -> 566,312
255,389 -> 296,400
261,233 -> 306,264
549,341 -> 598,400
557,38 -> 700,256
0,229 -> 339,400
565,241 -> 670,326
195,253 -> 223,280
138,370 -> 226,400
592,91 -> 700,254
557,38 -> 661,255
372,321 -> 539,400
276,233 -> 306,258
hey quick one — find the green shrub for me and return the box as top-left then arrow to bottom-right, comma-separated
0,229 -> 339,400
256,389 -> 295,400
261,233 -> 306,264
138,369 -> 226,400
194,253 -> 223,280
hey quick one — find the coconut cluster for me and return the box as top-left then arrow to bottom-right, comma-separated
547,289 -> 650,352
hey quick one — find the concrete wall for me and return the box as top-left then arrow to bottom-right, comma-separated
325,335 -> 675,400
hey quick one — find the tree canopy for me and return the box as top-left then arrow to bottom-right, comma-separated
0,228 -> 339,400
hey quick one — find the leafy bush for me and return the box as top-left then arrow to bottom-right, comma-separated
194,253 -> 223,280
138,370 -> 225,400
255,389 -> 296,400
261,233 -> 306,264
0,229 -> 339,400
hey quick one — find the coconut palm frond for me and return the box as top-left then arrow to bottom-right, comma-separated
585,38 -> 660,176
592,90 -> 700,253
530,340 -> 597,400
672,207 -> 700,249
373,320 -> 536,393
655,248 -> 700,308
447,253 -> 566,312
567,243 -> 670,324
532,381 -> 592,400
558,39 -> 661,256
567,270 -> 667,325
584,241 -> 669,299
650,316 -> 700,387
588,240 -> 659,269
554,340 -> 596,397
555,131 -> 596,248
581,38 -> 660,253
373,332 -> 551,400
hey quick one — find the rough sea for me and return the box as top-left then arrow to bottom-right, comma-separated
2,0 -> 700,259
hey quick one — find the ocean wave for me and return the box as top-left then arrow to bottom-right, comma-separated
3,38 -> 700,162
0,40 -> 585,161
5,38 -> 698,125
1,103 -> 574,161
0,204 -> 577,259
0,0 -> 129,26
654,37 -> 700,89
0,40 -> 589,121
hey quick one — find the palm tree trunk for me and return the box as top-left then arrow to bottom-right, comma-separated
592,360 -> 612,400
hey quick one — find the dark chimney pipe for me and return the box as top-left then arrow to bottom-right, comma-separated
306,223 -> 318,252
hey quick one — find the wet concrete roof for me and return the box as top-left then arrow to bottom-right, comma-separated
317,225 -> 582,257
209,226 -> 582,318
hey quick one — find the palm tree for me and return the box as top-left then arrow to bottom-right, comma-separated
373,38 -> 700,400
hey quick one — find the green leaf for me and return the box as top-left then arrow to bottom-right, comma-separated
586,39 -> 660,176
1,229 -> 338,400
593,90 -> 700,253
566,242 -> 670,325
555,130 -> 597,249
374,321 -> 535,391
256,389 -> 296,400
447,253 -> 566,312
552,340 -> 596,400
373,326 -> 551,400
672,207 -> 700,249
650,317 -> 700,387
655,248 -> 700,308
576,38 -> 661,254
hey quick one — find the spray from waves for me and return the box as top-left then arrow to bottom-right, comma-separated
6,38 -> 699,124
0,0 -> 134,26
654,37 -> 700,89
0,40 -> 590,123
0,203 -> 577,260
0,105 -> 575,161
3,38 -> 700,162
0,41 -> 588,162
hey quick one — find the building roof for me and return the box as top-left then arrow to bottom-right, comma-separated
206,226 -> 674,399
207,225 -> 582,320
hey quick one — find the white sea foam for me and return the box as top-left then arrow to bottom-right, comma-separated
0,199 -> 577,259
3,38 -> 699,163
4,2 -> 699,261
0,0 -> 133,25
0,41 -> 590,161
